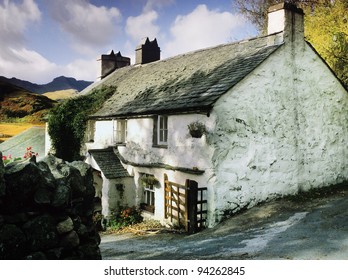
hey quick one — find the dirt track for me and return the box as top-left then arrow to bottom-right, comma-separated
100,184 -> 348,260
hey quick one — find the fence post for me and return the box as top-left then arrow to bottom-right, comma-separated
187,180 -> 198,234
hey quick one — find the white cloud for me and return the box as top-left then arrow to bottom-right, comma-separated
50,0 -> 122,54
0,47 -> 58,83
0,0 -> 51,83
126,10 -> 160,43
0,46 -> 99,84
0,0 -> 41,45
163,4 -> 248,58
65,58 -> 99,82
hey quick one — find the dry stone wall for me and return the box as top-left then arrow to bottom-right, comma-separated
0,152 -> 101,260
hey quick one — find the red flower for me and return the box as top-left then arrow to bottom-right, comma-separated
2,155 -> 7,161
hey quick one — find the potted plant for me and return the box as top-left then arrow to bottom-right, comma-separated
188,121 -> 206,138
140,174 -> 159,187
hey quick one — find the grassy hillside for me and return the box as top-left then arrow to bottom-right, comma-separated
0,123 -> 40,143
0,81 -> 57,123
43,89 -> 78,101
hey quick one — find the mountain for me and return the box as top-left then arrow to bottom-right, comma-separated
0,80 -> 57,122
0,76 -> 93,94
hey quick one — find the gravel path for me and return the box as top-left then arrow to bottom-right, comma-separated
100,184 -> 348,260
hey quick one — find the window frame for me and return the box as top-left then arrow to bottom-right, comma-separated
113,119 -> 127,145
153,115 -> 168,147
140,174 -> 156,213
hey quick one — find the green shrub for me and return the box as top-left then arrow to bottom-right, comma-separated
109,207 -> 143,230
48,86 -> 115,161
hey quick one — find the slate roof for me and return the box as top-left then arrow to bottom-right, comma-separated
85,35 -> 283,119
88,148 -> 130,179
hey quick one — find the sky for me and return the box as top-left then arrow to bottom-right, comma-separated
0,0 -> 258,84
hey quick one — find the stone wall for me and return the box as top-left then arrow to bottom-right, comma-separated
0,152 -> 101,260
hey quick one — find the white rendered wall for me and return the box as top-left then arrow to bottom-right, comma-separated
208,42 -> 348,226
119,114 -> 214,170
117,114 -> 215,225
86,120 -> 114,150
85,153 -> 137,217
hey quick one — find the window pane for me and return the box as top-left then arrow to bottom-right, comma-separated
164,128 -> 168,142
116,120 -> 127,143
158,115 -> 168,144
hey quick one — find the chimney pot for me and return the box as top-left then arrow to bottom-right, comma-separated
99,50 -> 130,79
135,37 -> 161,65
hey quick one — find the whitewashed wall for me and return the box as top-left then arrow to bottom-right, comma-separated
208,42 -> 348,226
119,115 -> 214,169
85,153 -> 137,218
118,114 -> 215,223
86,120 -> 114,150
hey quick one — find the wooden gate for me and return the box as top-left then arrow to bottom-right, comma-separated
164,174 -> 207,234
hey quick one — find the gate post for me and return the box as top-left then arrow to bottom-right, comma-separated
187,180 -> 198,234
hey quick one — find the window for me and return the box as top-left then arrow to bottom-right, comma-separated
153,115 -> 168,146
113,119 -> 127,144
140,174 -> 156,213
86,120 -> 96,142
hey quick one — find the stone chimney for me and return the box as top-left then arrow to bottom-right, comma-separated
99,50 -> 130,79
135,37 -> 160,65
267,2 -> 304,43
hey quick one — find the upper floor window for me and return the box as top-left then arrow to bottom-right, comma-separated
158,115 -> 168,145
113,119 -> 127,144
153,115 -> 168,147
86,120 -> 96,143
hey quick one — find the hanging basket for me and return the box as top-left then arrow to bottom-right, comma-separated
188,121 -> 206,138
140,174 -> 159,187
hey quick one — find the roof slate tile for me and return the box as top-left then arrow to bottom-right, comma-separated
84,35 -> 282,118
89,148 -> 130,179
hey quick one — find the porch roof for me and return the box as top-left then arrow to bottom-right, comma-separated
88,148 -> 130,179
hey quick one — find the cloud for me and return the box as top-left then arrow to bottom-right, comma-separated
0,46 -> 99,84
49,0 -> 122,53
0,0 -> 50,83
125,10 -> 160,43
143,0 -> 175,12
0,47 -> 58,83
65,58 -> 99,82
163,4 -> 249,58
0,0 -> 41,45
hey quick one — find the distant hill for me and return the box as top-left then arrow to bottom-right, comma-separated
0,80 -> 57,123
43,89 -> 78,101
0,76 -> 93,94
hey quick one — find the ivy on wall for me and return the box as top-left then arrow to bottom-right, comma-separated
48,86 -> 115,161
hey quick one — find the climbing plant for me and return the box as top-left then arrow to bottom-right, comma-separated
48,86 -> 115,161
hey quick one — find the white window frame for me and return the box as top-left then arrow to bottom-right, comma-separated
144,184 -> 155,207
113,119 -> 127,144
141,173 -> 156,213
157,115 -> 168,145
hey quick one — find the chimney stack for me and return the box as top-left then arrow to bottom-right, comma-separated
99,50 -> 130,79
267,2 -> 304,42
135,37 -> 160,65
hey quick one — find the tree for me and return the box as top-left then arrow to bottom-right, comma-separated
304,0 -> 348,87
48,86 -> 115,161
234,0 -> 348,88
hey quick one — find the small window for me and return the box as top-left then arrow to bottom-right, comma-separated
153,115 -> 168,147
86,120 -> 96,142
140,174 -> 156,213
113,119 -> 127,144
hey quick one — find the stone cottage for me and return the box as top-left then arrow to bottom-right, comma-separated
80,3 -> 348,228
